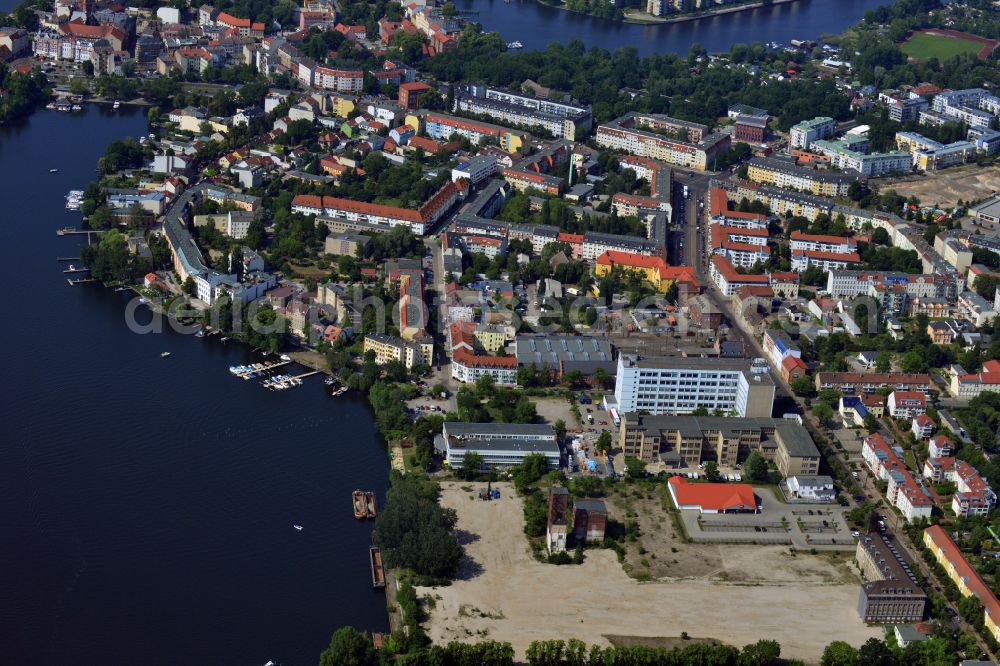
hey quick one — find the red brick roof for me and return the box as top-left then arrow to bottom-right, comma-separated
668,477 -> 758,512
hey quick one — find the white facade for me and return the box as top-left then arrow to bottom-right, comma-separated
613,355 -> 775,417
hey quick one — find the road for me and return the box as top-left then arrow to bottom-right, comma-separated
678,183 -> 994,659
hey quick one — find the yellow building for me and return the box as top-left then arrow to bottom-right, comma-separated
924,525 -> 1000,642
363,333 -> 432,369
593,250 -> 697,294
746,157 -> 851,197
332,94 -> 356,118
473,324 -> 507,353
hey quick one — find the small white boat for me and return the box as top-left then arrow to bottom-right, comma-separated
280,354 -> 291,361
71,104 -> 82,111
113,100 -> 120,109
507,41 -> 523,49
160,351 -> 171,358
49,168 -> 59,173
293,525 -> 303,531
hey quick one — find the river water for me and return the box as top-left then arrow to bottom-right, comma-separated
0,108 -> 389,665
456,0 -> 893,56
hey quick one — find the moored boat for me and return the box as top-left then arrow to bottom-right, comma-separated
364,491 -> 377,519
369,547 -> 385,588
352,490 -> 366,519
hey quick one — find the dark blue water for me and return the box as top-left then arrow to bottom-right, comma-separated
457,0 -> 893,56
0,107 -> 389,666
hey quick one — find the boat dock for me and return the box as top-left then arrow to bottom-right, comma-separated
62,267 -> 89,274
67,278 -> 96,286
370,547 -> 386,589
56,257 -> 80,261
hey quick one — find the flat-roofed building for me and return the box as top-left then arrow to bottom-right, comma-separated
618,414 -> 818,473
436,422 -> 560,470
614,355 -> 775,419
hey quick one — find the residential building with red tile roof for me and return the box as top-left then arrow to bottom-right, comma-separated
791,248 -> 862,272
707,187 -> 768,229
862,433 -> 933,521
951,358 -> 1000,399
888,391 -> 927,419
924,525 -> 1000,641
709,255 -> 768,296
594,251 -> 697,294
922,457 -> 996,516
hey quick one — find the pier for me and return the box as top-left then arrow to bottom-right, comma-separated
57,228 -> 105,237
56,257 -> 81,261
63,267 -> 90,274
66,278 -> 97,286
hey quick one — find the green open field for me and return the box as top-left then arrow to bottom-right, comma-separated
900,32 -> 985,60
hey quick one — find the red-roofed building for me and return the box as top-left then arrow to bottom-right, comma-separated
290,179 -> 462,235
398,81 -> 432,110
951,358 -> 1000,399
707,187 -> 768,229
862,433 -> 933,521
888,391 -> 926,419
709,255 -> 768,296
768,271 -> 800,299
216,12 -> 264,37
594,251 -> 697,294
710,224 -> 770,268
668,477 -> 759,514
781,355 -> 809,383
911,413 -> 935,439
924,525 -> 1000,641
791,248 -> 862,272
556,232 -> 583,258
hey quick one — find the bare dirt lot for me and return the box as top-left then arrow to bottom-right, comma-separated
418,482 -> 879,662
876,164 -> 1000,208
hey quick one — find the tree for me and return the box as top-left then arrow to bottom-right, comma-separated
554,419 -> 567,442
813,403 -> 834,426
820,641 -> 859,666
703,461 -> 719,482
857,638 -> 895,666
743,451 -> 769,483
864,413 -> 880,434
595,431 -> 612,453
459,452 -> 483,480
875,352 -> 892,373
183,275 -> 196,296
318,626 -> 377,666
623,456 -> 646,480
791,376 -> 816,398
739,639 -> 781,666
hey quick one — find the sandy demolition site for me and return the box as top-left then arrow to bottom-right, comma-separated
418,482 -> 880,662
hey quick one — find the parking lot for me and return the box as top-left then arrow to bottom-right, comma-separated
679,486 -> 857,550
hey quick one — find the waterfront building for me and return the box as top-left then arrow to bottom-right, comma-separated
363,333 -> 433,369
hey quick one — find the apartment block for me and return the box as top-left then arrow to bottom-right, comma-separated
924,525 -> 1000,642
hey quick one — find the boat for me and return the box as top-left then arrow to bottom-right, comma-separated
160,351 -> 171,358
507,40 -> 522,49
352,490 -> 366,519
71,104 -> 82,111
369,547 -> 386,588
113,100 -> 120,109
280,354 -> 291,361
49,168 -> 59,173
364,491 -> 378,519
331,387 -> 348,397
324,376 -> 336,386
293,525 -> 303,531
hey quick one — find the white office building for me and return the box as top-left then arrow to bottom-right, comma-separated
612,355 -> 775,417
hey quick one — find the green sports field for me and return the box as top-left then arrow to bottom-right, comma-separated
900,32 -> 985,60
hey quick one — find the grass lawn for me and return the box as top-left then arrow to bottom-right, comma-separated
900,32 -> 984,60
